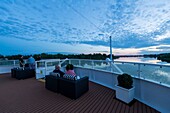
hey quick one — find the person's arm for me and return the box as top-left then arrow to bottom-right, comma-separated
21,62 -> 24,66
53,69 -> 56,73
20,61 -> 24,66
61,71 -> 65,76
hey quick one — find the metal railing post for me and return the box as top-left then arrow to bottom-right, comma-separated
35,61 -> 37,69
92,60 -> 94,69
45,61 -> 47,76
137,64 -> 141,78
79,60 -> 81,66
69,59 -> 71,64
13,60 -> 16,67
110,61 -> 112,72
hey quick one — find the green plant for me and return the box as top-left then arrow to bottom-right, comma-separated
117,73 -> 133,89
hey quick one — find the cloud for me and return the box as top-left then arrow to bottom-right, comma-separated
154,31 -> 170,41
123,0 -> 170,34
0,0 -> 170,55
139,44 -> 170,54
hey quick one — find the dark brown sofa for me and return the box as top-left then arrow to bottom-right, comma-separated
11,68 -> 35,80
59,76 -> 89,99
45,75 -> 60,93
45,75 -> 89,99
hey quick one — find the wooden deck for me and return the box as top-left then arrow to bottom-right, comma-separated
0,73 -> 160,113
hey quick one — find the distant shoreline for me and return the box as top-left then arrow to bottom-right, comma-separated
1,53 -> 170,63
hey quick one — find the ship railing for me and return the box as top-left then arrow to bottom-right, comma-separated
1,58 -> 170,86
68,59 -> 170,87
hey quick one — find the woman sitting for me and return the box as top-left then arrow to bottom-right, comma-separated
65,64 -> 76,76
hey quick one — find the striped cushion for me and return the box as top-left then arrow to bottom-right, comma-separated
63,74 -> 77,80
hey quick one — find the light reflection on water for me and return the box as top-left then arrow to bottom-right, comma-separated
114,57 -> 170,65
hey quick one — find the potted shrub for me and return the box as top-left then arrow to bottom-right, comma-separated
115,73 -> 135,104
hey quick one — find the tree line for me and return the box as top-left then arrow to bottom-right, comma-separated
1,53 -> 170,63
0,53 -> 118,60
157,53 -> 170,63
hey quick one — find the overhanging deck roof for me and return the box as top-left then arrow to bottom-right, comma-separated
0,73 -> 160,113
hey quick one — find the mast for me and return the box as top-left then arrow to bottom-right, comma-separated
110,36 -> 112,61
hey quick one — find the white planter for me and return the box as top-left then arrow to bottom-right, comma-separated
115,85 -> 135,104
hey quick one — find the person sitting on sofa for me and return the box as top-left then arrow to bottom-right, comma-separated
65,64 -> 76,76
53,65 -> 65,77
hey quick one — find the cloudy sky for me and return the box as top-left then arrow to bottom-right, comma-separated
0,0 -> 170,55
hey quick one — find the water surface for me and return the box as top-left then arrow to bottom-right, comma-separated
115,57 -> 170,65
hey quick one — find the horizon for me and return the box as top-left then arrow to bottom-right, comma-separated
0,51 -> 164,57
1,0 -> 170,55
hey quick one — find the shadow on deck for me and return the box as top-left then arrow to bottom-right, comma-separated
0,73 -> 160,113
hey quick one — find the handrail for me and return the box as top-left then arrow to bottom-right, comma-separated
111,62 -> 123,74
68,59 -> 170,86
1,59 -> 170,68
59,58 -> 69,66
114,60 -> 170,67
1,59 -> 170,86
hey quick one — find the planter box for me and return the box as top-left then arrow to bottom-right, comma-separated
115,85 -> 135,104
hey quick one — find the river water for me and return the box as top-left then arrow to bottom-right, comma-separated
114,57 -> 170,65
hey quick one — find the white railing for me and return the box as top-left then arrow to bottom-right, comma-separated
0,60 -> 19,74
113,61 -> 170,86
35,59 -> 68,79
1,58 -> 170,86
0,60 -> 19,67
69,59 -> 123,74
68,59 -> 170,87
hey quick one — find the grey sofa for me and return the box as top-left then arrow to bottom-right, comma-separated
45,75 -> 89,99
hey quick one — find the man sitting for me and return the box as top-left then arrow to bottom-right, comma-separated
53,65 -> 65,77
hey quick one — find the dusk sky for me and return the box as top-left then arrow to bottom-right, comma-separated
0,0 -> 170,55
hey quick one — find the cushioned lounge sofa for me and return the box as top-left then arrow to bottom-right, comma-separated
11,68 -> 35,80
45,75 -> 60,93
45,75 -> 89,99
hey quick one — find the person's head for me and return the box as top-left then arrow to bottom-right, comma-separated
20,55 -> 23,58
55,65 -> 60,70
66,64 -> 74,71
70,64 -> 74,70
